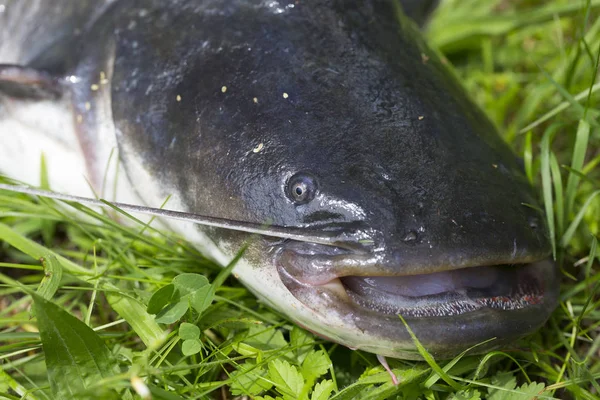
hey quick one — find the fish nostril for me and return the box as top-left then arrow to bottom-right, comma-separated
402,230 -> 418,244
528,217 -> 539,230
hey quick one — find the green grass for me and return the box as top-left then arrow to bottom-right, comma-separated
1,0 -> 600,398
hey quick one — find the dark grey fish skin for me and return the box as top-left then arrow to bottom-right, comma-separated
102,0 -> 549,268
0,0 -> 559,359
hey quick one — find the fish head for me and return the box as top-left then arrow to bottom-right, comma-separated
103,0 -> 559,358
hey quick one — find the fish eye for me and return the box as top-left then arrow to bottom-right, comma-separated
286,173 -> 318,204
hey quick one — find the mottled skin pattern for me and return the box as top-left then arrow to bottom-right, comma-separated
0,0 -> 559,359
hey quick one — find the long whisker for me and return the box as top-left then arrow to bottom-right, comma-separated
0,183 -> 367,248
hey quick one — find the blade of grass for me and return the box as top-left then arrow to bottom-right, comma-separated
540,124 -> 561,258
564,120 -> 591,219
519,82 -> 600,133
105,287 -> 168,350
423,338 -> 497,389
429,0 -> 600,52
550,153 -> 565,238
561,190 -> 600,248
524,131 -> 534,184
0,222 -> 91,277
36,255 -> 63,301
398,315 -> 462,391
535,66 -> 598,129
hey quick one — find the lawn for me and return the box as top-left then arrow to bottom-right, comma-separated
1,0 -> 599,399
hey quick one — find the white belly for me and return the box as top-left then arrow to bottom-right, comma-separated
0,96 -> 93,194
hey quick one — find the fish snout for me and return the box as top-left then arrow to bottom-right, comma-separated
272,219 -> 559,359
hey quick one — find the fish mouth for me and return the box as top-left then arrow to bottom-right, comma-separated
274,240 -> 559,358
339,262 -> 547,317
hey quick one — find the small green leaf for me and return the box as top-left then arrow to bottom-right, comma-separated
37,255 -> 63,300
147,284 -> 175,314
179,322 -> 200,340
291,326 -> 314,363
230,362 -> 273,396
181,339 -> 202,356
189,284 -> 214,315
488,376 -> 544,400
488,372 -> 517,400
149,385 -> 187,400
172,273 -> 209,296
330,366 -> 428,400
311,379 -> 335,400
301,350 -> 331,382
515,382 -> 545,399
243,325 -> 291,356
155,301 -> 188,324
269,359 -> 304,400
32,293 -> 119,398
449,389 -> 482,400
172,273 -> 214,315
0,370 -> 12,394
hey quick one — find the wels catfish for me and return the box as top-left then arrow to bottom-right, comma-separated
0,0 -> 559,360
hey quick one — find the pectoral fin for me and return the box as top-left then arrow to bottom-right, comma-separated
0,64 -> 63,100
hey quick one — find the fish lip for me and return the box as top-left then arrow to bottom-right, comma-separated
275,241 -> 555,317
339,260 -> 552,317
275,247 -> 559,358
273,238 -> 552,285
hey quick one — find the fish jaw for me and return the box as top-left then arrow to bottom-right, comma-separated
274,250 -> 559,359
217,229 -> 558,360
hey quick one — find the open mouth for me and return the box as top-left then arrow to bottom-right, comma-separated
340,262 -> 547,317
275,241 -> 553,318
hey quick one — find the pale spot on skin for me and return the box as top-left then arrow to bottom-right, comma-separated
283,92 -> 289,99
252,143 -> 264,153
99,71 -> 109,85
221,85 -> 227,93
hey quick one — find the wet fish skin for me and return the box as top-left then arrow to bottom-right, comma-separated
0,0 -> 558,359
98,0 -> 549,267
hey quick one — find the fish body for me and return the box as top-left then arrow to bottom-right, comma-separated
0,0 -> 558,359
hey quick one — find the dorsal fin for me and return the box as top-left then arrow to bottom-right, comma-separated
0,64 -> 63,100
